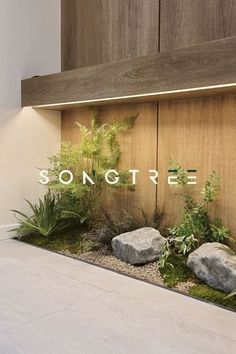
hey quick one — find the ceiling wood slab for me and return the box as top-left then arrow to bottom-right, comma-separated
22,36 -> 236,110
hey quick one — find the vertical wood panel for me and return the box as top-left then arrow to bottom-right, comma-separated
61,0 -> 159,70
158,96 -> 236,237
160,0 -> 236,51
62,103 -> 158,216
159,0 -> 236,240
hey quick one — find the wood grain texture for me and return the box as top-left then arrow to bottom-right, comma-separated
157,95 -> 236,238
159,0 -> 236,241
22,36 -> 236,108
61,0 -> 159,70
62,103 -> 158,216
160,0 -> 236,51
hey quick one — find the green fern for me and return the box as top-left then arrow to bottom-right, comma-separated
48,108 -> 138,225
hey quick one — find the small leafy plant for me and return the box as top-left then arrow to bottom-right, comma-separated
159,162 -> 230,268
158,233 -> 198,268
11,191 -> 66,238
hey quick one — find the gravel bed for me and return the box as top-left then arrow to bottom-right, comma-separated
61,249 -> 165,286
175,281 -> 196,294
60,249 -> 199,295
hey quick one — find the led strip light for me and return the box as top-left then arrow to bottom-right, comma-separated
33,82 -> 236,109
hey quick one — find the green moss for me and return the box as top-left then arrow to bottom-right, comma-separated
159,255 -> 196,287
189,284 -> 236,311
20,234 -> 47,248
20,227 -> 99,254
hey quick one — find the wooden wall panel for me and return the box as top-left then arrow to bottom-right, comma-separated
62,103 -> 158,216
159,0 -> 236,239
61,0 -> 159,70
160,0 -> 236,51
158,96 -> 236,237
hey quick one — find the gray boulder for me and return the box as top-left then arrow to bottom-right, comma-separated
187,242 -> 236,292
111,227 -> 166,265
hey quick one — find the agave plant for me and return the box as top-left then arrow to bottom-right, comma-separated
11,191 -> 67,237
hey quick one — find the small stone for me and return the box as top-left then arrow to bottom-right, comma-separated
187,242 -> 236,293
111,227 -> 166,265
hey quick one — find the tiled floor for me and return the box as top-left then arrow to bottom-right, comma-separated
0,239 -> 235,354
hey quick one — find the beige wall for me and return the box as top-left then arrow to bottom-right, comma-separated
0,0 -> 61,234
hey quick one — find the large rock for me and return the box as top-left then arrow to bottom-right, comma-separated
111,227 -> 166,265
187,242 -> 236,292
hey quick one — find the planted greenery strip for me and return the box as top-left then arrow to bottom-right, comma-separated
11,116 -> 236,312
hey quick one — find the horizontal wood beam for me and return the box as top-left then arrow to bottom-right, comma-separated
22,36 -> 236,110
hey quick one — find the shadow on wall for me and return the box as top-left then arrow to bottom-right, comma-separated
0,107 -> 61,228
